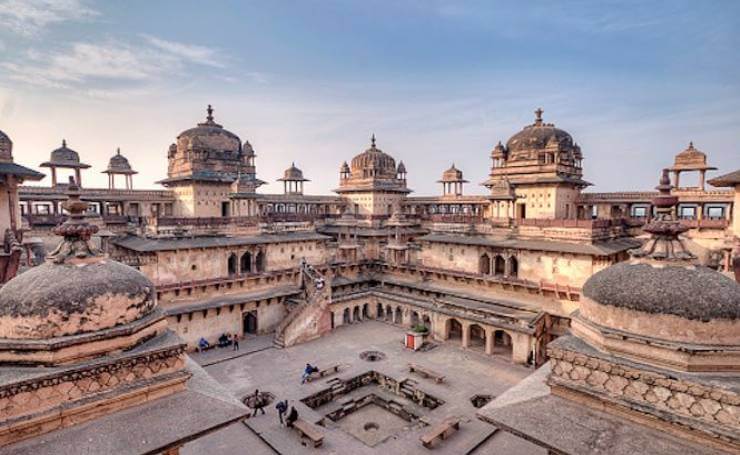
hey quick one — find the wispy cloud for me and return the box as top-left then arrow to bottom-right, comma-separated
1,36 -> 232,94
142,34 -> 226,68
0,0 -> 98,36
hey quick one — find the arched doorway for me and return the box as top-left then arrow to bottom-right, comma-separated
494,330 -> 513,359
394,307 -> 403,325
494,255 -> 506,275
243,311 -> 258,335
228,253 -> 238,276
385,305 -> 393,322
377,303 -> 384,319
479,253 -> 491,275
255,251 -> 266,272
410,311 -> 420,327
469,324 -> 486,352
509,256 -> 518,278
362,303 -> 369,319
353,306 -> 361,322
241,251 -> 252,274
446,318 -> 463,343
343,308 -> 351,324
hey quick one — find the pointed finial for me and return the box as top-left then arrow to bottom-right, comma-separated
534,107 -> 544,125
688,141 -> 694,149
62,139 -> 67,148
291,161 -> 295,167
371,133 -> 376,148
116,147 -> 121,155
207,104 -> 214,122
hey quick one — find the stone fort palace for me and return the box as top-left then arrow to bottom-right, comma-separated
0,106 -> 738,454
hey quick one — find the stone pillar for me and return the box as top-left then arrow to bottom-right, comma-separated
673,170 -> 681,188
485,328 -> 494,355
699,170 -> 706,191
50,167 -> 57,186
511,332 -> 531,365
461,323 -> 470,349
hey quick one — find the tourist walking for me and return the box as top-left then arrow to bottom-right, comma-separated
252,389 -> 265,417
233,333 -> 239,351
275,399 -> 288,425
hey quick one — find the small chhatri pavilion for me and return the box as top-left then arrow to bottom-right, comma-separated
39,140 -> 91,187
668,141 -> 717,190
102,148 -> 138,190
277,162 -> 309,195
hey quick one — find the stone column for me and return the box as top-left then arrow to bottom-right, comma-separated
699,170 -> 706,191
485,328 -> 494,355
461,323 -> 470,349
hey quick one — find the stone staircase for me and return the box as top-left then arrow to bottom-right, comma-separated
273,260 -> 332,348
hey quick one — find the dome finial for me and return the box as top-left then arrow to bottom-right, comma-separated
62,139 -> 67,148
207,104 -> 214,122
371,133 -> 376,148
46,176 -> 100,264
630,169 -> 694,262
116,147 -> 121,155
688,141 -> 694,149
534,107 -> 544,125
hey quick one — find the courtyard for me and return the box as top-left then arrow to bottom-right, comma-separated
184,320 -> 544,454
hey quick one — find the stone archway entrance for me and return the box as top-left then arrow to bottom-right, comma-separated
494,330 -> 513,359
446,318 -> 463,344
394,307 -> 403,325
343,308 -> 351,324
243,311 -> 258,335
469,324 -> 486,352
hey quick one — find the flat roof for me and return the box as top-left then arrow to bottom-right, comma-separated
112,231 -> 331,252
477,364 -> 729,455
418,233 -> 641,256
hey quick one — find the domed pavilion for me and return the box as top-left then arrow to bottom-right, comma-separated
0,179 -> 247,452
158,105 -> 265,217
478,170 -> 740,454
483,108 -> 590,220
335,135 -> 410,216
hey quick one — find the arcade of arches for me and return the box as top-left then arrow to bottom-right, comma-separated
328,297 -> 533,364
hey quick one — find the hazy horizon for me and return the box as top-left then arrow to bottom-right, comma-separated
1,1 -> 738,196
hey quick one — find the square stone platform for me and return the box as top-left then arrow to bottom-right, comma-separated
184,320 -> 545,454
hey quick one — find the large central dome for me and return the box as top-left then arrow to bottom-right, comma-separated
176,104 -> 242,153
350,134 -> 397,177
505,108 -> 574,153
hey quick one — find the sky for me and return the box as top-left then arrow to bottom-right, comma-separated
0,0 -> 738,195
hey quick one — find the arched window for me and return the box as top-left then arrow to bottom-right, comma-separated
227,253 -> 237,276
255,251 -> 266,272
509,256 -> 518,278
241,251 -> 252,274
494,255 -> 506,275
479,253 -> 491,275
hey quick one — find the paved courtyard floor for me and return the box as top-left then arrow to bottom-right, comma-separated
184,320 -> 545,454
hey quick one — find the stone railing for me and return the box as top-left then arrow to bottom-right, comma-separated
153,216 -> 259,227
422,214 -> 485,223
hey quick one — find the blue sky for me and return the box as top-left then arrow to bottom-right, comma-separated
0,0 -> 738,194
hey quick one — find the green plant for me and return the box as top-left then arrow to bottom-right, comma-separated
412,324 -> 428,333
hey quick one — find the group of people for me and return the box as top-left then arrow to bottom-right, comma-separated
197,333 -> 240,352
250,390 -> 299,427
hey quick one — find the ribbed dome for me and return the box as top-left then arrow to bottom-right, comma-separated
177,105 -> 242,154
350,135 -> 396,176
506,111 -> 574,153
